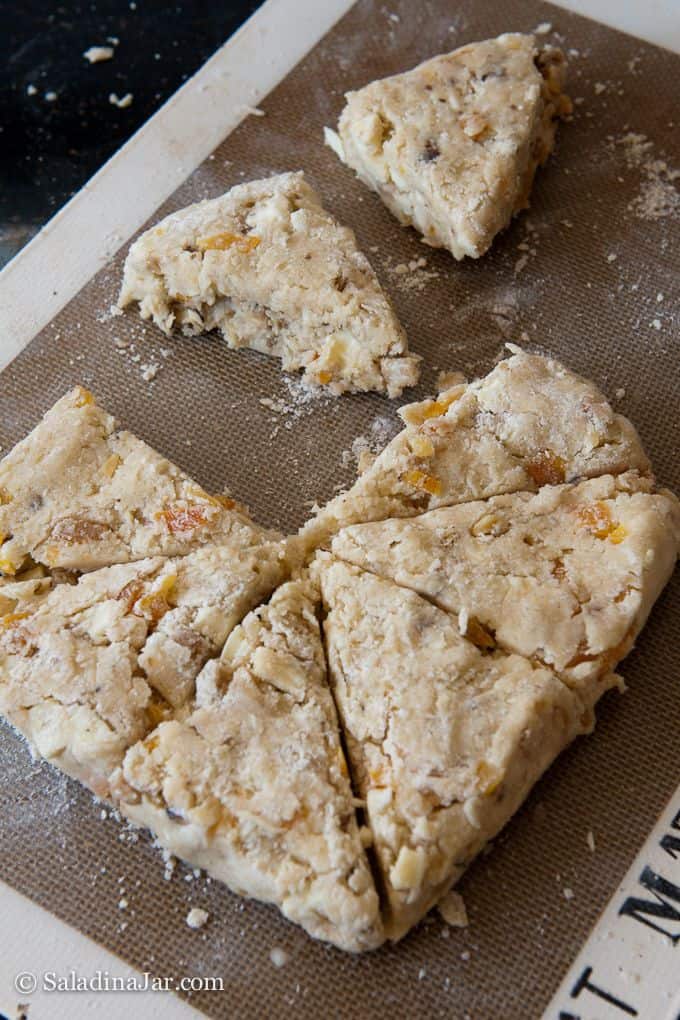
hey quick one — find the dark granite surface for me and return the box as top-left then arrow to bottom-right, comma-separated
0,0 -> 261,268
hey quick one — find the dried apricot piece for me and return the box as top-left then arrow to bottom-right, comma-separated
476,760 -> 502,796
0,611 -> 29,629
317,371 -> 333,385
157,505 -> 209,534
576,501 -> 627,543
197,232 -> 260,254
115,580 -> 145,613
402,469 -> 442,497
137,574 -> 177,624
72,387 -> 95,408
527,450 -> 566,486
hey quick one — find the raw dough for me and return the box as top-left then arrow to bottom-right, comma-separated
315,555 -> 599,940
0,540 -> 287,797
118,172 -> 420,397
326,34 -> 571,259
113,579 -> 383,952
0,386 -> 270,579
304,349 -> 650,549
331,472 -> 680,688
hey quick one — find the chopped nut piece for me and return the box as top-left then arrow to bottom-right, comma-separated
462,114 -> 487,139
465,617 -> 496,650
101,454 -> 122,478
438,889 -> 468,927
390,846 -> 427,891
50,518 -> 111,545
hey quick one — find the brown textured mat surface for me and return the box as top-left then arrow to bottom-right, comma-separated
1,1 -> 679,1017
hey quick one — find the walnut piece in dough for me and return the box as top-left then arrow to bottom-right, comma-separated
331,472 -> 680,690
118,172 -> 420,397
315,555 -> 599,940
112,579 -> 383,952
0,386 -> 270,580
326,34 -> 571,259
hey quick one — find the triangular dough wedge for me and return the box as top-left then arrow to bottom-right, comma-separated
0,386 -> 270,580
112,579 -> 383,952
315,555 -> 606,940
331,473 -> 680,689
304,350 -> 650,549
0,540 -> 287,797
118,172 -> 419,397
326,34 -> 571,259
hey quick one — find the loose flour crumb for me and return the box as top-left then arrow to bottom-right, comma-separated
382,254 -> 439,293
109,92 -> 134,109
186,907 -> 209,930
269,947 -> 289,968
587,830 -> 596,852
563,887 -> 574,900
84,45 -> 114,63
141,362 -> 159,382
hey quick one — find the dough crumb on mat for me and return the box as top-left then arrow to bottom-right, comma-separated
186,907 -> 209,929
438,890 -> 468,928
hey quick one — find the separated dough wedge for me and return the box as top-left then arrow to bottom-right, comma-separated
118,172 -> 419,397
112,579 -> 383,952
0,540 -> 287,798
304,350 -> 650,548
315,555 -> 602,940
0,386 -> 270,581
326,33 -> 570,258
331,472 -> 680,690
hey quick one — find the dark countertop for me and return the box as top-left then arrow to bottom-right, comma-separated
0,0 -> 261,268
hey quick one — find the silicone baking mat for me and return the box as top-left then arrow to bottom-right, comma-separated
1,1 -> 678,1016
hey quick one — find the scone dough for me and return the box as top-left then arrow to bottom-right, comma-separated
315,555 -> 596,940
326,34 -> 571,259
118,172 -> 420,397
331,472 -> 680,689
0,386 -> 270,579
113,579 -> 384,952
0,540 -> 287,797
304,349 -> 650,549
